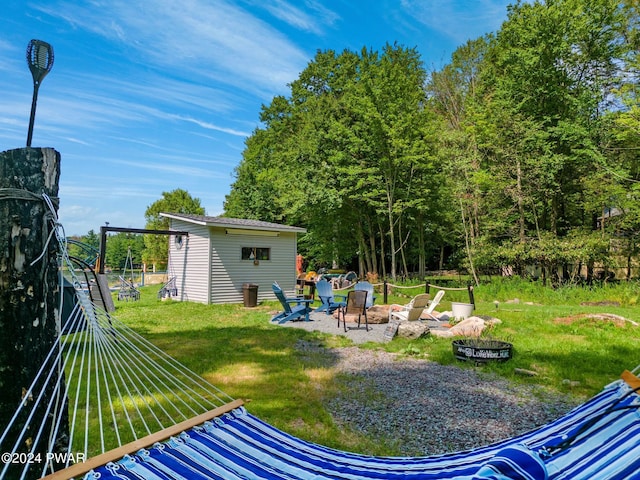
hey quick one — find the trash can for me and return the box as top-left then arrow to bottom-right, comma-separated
242,283 -> 259,307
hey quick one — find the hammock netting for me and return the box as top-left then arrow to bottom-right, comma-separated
1,221 -> 639,479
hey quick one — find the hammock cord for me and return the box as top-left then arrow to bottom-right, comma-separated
0,308 -> 89,477
0,194 -> 236,478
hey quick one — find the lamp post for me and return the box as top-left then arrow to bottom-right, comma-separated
26,39 -> 54,147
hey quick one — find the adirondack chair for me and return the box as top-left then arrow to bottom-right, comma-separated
315,279 -> 347,314
271,282 -> 313,324
420,290 -> 446,321
354,281 -> 376,308
388,293 -> 431,323
337,290 -> 369,332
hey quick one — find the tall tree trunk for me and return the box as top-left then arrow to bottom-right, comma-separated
471,199 -> 480,244
387,205 -> 397,280
460,198 -> 480,286
367,218 -> 378,275
516,158 -> 526,243
378,221 -> 387,279
355,222 -> 371,276
416,213 -> 425,279
355,220 -> 371,274
626,237 -> 634,282
551,195 -> 559,236
0,148 -> 68,479
398,215 -> 409,278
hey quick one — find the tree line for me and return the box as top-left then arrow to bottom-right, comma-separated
224,0 -> 639,284
68,189 -> 204,271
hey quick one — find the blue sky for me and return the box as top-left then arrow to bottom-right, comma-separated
0,0 -> 512,235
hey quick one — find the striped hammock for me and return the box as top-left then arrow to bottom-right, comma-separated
51,373 -> 640,479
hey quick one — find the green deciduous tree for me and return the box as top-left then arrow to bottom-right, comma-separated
225,0 -> 640,282
226,44 -> 440,279
143,189 -> 205,269
431,0 -> 635,282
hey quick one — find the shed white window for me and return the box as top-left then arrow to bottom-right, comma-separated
241,247 -> 270,261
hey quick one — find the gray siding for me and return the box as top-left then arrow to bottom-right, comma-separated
168,220 -> 211,303
167,220 -> 300,304
209,227 -> 298,303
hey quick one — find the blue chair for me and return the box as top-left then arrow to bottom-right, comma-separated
271,283 -> 313,323
315,279 -> 346,314
354,281 -> 376,308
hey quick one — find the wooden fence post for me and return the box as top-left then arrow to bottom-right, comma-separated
0,147 -> 67,479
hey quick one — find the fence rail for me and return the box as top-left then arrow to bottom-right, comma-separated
334,279 -> 475,306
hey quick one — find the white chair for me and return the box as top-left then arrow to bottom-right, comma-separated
421,290 -> 445,321
388,293 -> 431,322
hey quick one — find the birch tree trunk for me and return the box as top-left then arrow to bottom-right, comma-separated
0,147 -> 68,479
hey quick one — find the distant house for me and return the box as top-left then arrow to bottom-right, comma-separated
161,213 -> 306,304
596,207 -> 623,230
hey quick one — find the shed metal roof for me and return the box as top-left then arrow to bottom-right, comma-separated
160,213 -> 306,233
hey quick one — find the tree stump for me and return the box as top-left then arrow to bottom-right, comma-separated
0,147 -> 68,479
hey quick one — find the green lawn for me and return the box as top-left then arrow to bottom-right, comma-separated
112,279 -> 640,455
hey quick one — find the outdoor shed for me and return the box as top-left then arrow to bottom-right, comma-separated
161,213 -> 306,304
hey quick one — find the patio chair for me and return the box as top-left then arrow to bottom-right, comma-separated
388,293 -> 431,323
420,290 -> 445,321
315,279 -> 346,314
354,281 -> 376,308
271,282 -> 313,324
337,290 -> 369,332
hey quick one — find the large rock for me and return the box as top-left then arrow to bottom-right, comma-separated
397,322 -> 429,339
367,305 -> 391,324
449,316 -> 487,337
332,304 -> 391,324
429,316 -> 502,338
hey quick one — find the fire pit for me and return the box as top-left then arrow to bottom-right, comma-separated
452,338 -> 513,363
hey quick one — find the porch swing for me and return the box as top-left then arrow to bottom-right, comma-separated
117,246 -> 140,301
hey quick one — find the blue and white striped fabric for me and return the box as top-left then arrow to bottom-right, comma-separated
471,445 -> 547,479
84,379 -> 640,480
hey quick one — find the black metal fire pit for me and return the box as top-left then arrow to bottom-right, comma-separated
452,339 -> 513,363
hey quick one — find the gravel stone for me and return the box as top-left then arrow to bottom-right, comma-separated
294,339 -> 578,457
277,310 -> 391,344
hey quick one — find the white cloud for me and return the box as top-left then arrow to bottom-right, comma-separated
168,114 -> 250,137
34,0 -> 310,96
60,184 -> 158,200
63,137 -> 93,146
0,41 -> 22,72
59,204 -> 97,219
305,0 -> 341,28
255,0 -> 340,34
400,0 -> 510,43
68,72 -> 239,115
107,157 -> 229,179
